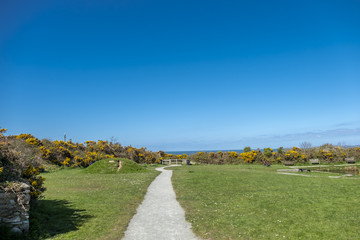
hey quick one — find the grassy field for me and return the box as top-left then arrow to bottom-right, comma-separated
172,164 -> 360,240
25,159 -> 159,240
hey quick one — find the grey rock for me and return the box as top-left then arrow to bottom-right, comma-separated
22,219 -> 29,231
23,195 -> 31,204
3,216 -> 21,223
10,227 -> 22,234
0,183 -> 31,234
12,221 -> 23,225
19,183 -> 30,190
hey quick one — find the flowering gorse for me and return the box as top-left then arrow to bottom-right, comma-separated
240,150 -> 257,163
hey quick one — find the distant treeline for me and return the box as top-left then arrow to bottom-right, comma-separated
188,145 -> 360,165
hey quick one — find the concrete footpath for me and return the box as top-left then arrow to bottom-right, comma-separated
122,166 -> 198,240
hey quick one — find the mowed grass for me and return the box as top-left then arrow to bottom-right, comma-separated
172,165 -> 360,240
27,160 -> 159,240
83,158 -> 148,174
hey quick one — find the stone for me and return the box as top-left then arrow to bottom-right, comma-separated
23,195 -> 31,204
0,204 -> 9,209
2,212 -> 14,218
21,219 -> 29,231
10,227 -> 22,234
12,221 -> 23,225
0,182 -> 31,235
3,216 -> 21,223
19,183 -> 30,190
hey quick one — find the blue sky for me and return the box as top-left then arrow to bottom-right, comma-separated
1,0 -> 360,151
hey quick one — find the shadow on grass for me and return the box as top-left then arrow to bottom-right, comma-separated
24,199 -> 92,240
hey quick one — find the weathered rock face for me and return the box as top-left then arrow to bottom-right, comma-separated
0,182 -> 31,234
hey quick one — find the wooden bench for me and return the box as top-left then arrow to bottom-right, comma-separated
345,157 -> 355,164
309,158 -> 320,165
283,161 -> 295,166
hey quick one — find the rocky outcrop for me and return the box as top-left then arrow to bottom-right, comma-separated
0,182 -> 31,234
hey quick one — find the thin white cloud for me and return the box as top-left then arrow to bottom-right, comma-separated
152,127 -> 360,151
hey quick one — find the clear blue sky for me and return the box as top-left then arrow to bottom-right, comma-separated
1,0 -> 359,151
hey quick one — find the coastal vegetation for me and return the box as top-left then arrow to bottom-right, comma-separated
189,144 -> 360,165
1,127 -> 359,201
1,127 -> 359,239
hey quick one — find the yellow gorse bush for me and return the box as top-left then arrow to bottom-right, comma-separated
16,133 -> 34,140
229,151 -> 238,158
284,147 -> 301,161
25,137 -> 42,146
39,146 -> 51,159
176,154 -> 188,159
0,128 -> 7,134
240,150 -> 257,163
21,164 -> 46,198
320,149 -> 334,161
62,157 -> 71,165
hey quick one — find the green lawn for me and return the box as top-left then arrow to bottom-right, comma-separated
172,164 -> 360,240
26,162 -> 159,240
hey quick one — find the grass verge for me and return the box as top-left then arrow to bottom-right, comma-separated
172,164 -> 360,239
24,160 -> 159,240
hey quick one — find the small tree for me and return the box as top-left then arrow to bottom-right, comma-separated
263,148 -> 274,159
300,141 -> 312,150
300,142 -> 312,160
243,146 -> 251,153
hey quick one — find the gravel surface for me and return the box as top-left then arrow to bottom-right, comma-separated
122,166 -> 198,240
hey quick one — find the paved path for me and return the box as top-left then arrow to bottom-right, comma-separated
123,166 -> 198,240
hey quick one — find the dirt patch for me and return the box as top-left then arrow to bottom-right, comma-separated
117,160 -> 122,172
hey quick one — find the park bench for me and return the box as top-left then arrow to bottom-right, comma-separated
282,161 -> 295,166
309,158 -> 320,165
345,157 -> 355,164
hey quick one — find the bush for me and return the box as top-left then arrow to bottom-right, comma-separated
0,128 -> 46,200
